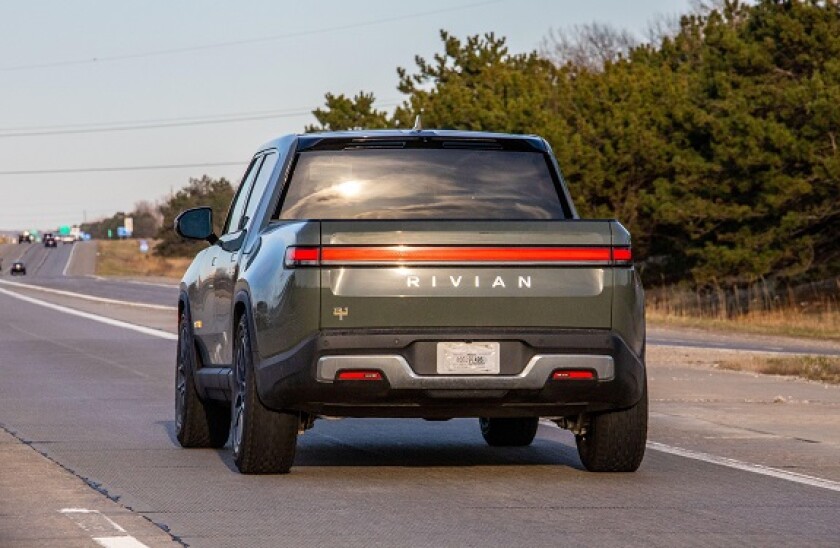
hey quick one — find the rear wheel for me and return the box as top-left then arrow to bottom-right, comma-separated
479,417 -> 539,447
231,314 -> 299,474
575,383 -> 648,472
175,311 -> 230,448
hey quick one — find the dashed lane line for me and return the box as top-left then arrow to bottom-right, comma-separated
60,509 -> 150,548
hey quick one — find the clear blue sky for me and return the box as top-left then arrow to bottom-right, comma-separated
0,0 -> 689,230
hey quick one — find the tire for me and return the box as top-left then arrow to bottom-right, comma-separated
575,382 -> 648,472
479,417 -> 539,447
175,310 -> 230,448
231,314 -> 299,474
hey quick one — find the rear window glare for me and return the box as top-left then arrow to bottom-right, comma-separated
277,148 -> 566,220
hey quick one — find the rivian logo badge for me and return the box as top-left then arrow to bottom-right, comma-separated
333,307 -> 349,321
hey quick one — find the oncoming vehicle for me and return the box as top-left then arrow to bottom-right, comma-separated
10,261 -> 26,276
174,129 -> 647,475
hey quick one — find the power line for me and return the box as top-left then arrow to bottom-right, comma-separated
0,112 -> 308,138
0,1 -> 504,72
0,162 -> 244,176
0,100 -> 401,138
0,106 -> 313,132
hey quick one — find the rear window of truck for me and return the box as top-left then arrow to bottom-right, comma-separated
277,149 -> 566,220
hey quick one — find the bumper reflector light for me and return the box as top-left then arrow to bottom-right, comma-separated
552,370 -> 596,380
336,370 -> 383,381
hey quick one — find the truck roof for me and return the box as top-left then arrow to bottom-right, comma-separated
257,129 -> 549,154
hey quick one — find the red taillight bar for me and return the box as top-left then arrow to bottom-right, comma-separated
612,247 -> 632,262
285,245 -> 632,266
322,246 -> 612,263
284,246 -> 320,267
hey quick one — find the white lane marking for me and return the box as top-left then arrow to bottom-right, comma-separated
0,279 -> 175,311
60,509 -> 150,548
60,508 -> 127,532
0,288 -> 176,340
93,537 -> 150,548
538,421 -> 840,493
647,441 -> 840,493
122,279 -> 180,289
62,240 -> 80,276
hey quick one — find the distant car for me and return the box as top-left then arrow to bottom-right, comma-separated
17,233 -> 32,244
10,262 -> 26,276
60,234 -> 76,244
43,233 -> 57,248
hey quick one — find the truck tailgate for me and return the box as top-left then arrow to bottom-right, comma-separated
305,220 -> 627,329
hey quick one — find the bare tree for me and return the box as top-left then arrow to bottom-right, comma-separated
689,0 -> 729,15
540,22 -> 638,71
645,12 -> 682,44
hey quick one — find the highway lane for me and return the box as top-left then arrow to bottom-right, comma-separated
1,290 -> 839,547
0,241 -> 178,306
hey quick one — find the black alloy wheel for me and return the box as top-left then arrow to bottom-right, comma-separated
231,314 -> 299,474
175,310 -> 230,448
575,382 -> 648,472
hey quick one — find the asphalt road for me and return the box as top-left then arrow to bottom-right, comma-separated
0,242 -> 838,546
0,242 -> 178,306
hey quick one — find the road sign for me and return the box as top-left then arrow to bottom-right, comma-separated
139,240 -> 149,253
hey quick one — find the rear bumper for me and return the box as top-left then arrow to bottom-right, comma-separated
255,328 -> 645,418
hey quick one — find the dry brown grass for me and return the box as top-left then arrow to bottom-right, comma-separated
718,355 -> 840,384
96,239 -> 192,280
647,279 -> 840,340
647,307 -> 840,341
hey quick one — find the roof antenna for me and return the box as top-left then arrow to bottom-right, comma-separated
413,111 -> 423,131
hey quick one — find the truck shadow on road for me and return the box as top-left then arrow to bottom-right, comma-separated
163,418 -> 586,472
170,418 -> 586,472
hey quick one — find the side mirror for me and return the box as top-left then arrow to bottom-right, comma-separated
175,207 -> 218,244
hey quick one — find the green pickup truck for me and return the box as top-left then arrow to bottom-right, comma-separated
174,130 -> 647,474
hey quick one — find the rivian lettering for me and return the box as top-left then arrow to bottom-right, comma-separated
405,274 -> 532,289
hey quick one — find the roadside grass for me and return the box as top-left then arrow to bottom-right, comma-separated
95,239 -> 192,280
717,355 -> 840,384
646,308 -> 840,341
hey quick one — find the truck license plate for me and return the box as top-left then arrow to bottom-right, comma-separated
436,342 -> 500,374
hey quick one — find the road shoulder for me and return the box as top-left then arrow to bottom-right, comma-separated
647,345 -> 840,482
0,427 -> 179,547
